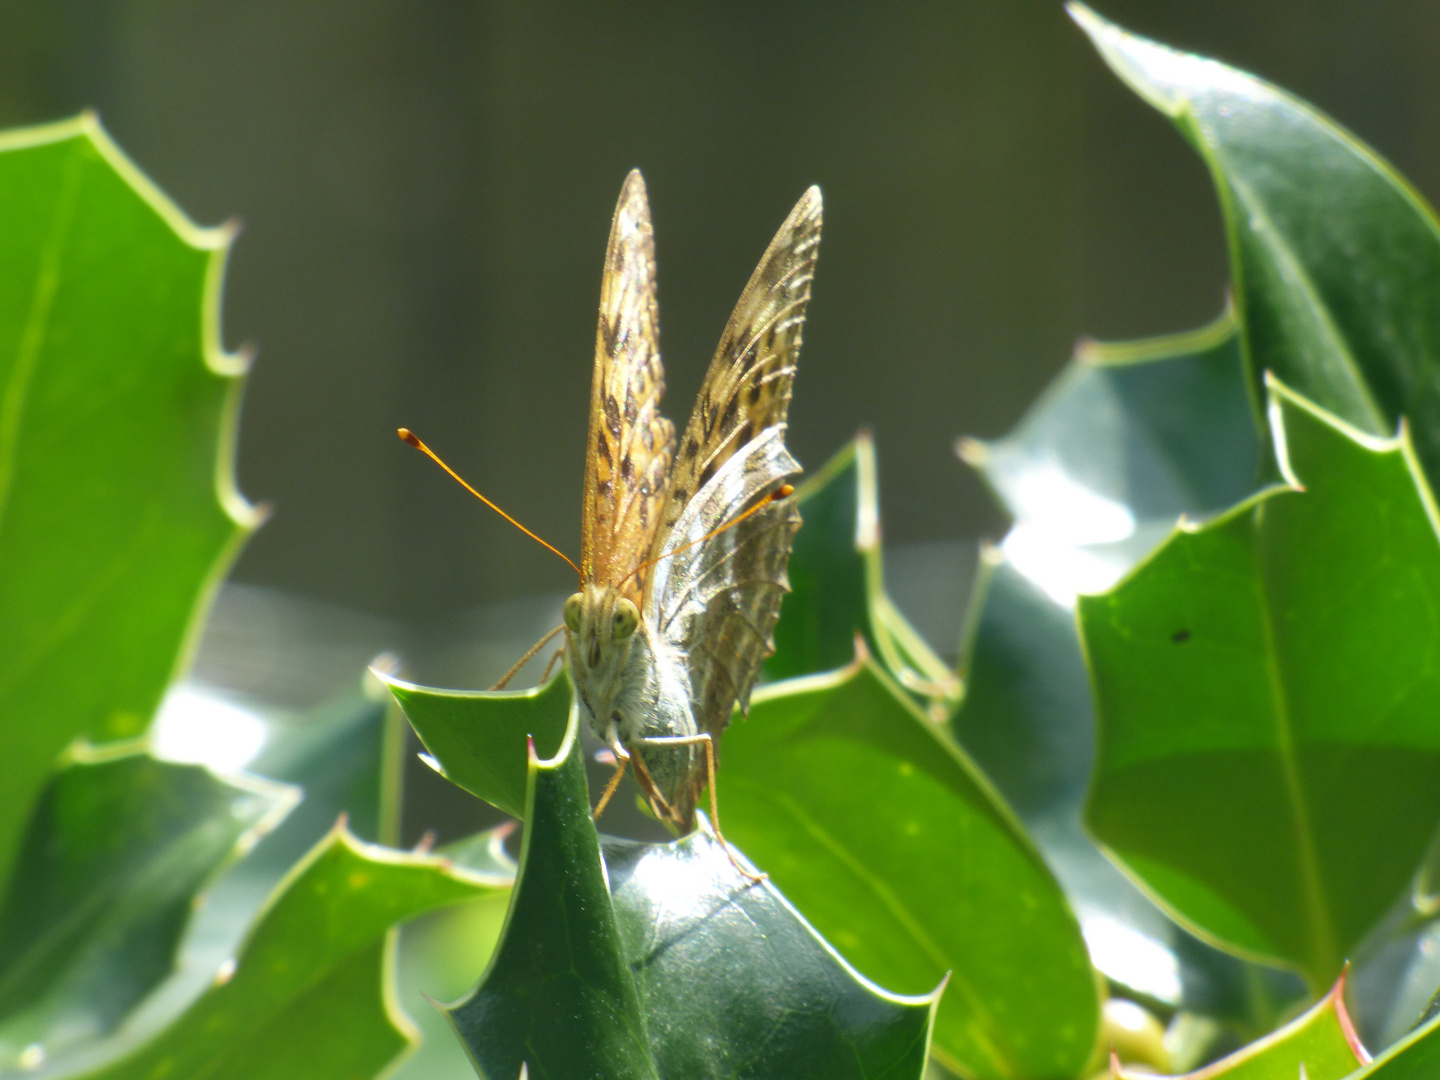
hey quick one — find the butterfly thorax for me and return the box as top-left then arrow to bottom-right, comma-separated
562,583 -> 698,771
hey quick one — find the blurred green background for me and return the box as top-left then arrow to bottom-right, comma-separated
1,0 -> 1435,636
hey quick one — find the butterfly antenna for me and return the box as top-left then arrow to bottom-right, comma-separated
622,483 -> 795,587
398,428 -> 582,583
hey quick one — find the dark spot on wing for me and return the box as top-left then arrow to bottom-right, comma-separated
599,313 -> 619,354
685,436 -> 700,460
596,428 -> 610,461
625,384 -> 639,423
621,455 -> 635,481
748,382 -> 763,405
721,395 -> 739,431
604,395 -> 622,438
597,479 -> 613,496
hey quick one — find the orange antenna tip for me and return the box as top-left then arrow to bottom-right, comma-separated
776,484 -> 795,498
395,426 -> 582,583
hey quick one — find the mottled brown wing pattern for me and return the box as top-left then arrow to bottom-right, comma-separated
647,427 -> 803,827
648,187 -> 822,569
580,169 -> 676,605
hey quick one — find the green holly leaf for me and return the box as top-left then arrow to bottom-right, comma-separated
0,744 -> 293,1068
1070,4 -> 1440,485
392,827 -> 516,1080
766,434 -> 960,719
383,670 -> 569,819
448,709 -> 939,1080
954,318 -> 1302,1040
957,311 -> 1258,820
721,658 -> 1097,1080
1112,977 -> 1364,1080
158,674 -> 412,1052
0,115 -> 258,890
1079,378 -> 1440,991
1354,996 -> 1440,1079
63,825 -> 498,1080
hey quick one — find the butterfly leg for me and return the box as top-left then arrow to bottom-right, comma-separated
592,751 -> 629,821
626,747 -> 680,824
490,624 -> 565,690
632,732 -> 766,884
538,644 -> 566,684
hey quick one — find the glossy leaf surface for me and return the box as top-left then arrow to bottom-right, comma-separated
0,115 -> 256,890
1080,380 -> 1440,989
721,659 -> 1096,1080
766,434 -> 959,718
67,827 -> 494,1080
385,671 -> 569,819
448,708 -> 938,1080
0,744 -> 293,1067
1071,4 -> 1440,483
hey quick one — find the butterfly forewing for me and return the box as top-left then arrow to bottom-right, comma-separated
581,170 -> 676,604
648,185 -> 822,565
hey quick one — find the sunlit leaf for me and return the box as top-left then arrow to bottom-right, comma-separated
1080,378 -> 1440,990
383,671 -> 569,820
65,826 -> 497,1080
0,115 -> 258,891
955,318 -> 1299,1038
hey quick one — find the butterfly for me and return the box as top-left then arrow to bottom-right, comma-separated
566,170 -> 821,838
401,170 -> 821,843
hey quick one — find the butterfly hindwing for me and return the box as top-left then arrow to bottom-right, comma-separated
651,425 -> 802,718
581,170 -> 676,605
643,187 -> 822,827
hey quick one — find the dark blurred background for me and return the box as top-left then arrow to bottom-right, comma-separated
2,0 -> 1437,636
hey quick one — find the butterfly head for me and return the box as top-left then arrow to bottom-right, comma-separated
563,583 -> 643,706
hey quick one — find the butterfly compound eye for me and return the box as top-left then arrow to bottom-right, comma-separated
563,594 -> 584,633
612,598 -> 640,640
